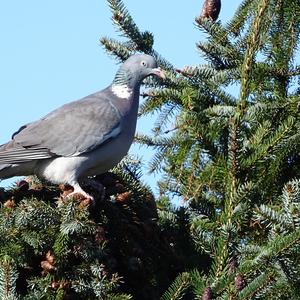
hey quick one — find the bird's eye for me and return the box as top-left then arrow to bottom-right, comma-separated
141,61 -> 147,67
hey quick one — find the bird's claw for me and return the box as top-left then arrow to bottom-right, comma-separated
60,183 -> 95,206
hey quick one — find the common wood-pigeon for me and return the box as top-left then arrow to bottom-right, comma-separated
0,54 -> 165,200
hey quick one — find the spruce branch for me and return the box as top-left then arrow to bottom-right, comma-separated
0,257 -> 18,300
237,271 -> 274,300
107,0 -> 153,52
240,0 -> 270,102
160,272 -> 191,300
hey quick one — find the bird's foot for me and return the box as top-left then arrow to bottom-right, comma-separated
61,183 -> 94,206
67,189 -> 94,201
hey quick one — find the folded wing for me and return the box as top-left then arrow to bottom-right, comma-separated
0,91 -> 122,164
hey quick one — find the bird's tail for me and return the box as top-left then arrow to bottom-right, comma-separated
0,141 -> 39,179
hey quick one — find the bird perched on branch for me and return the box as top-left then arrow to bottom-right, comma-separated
198,0 -> 221,23
0,54 -> 165,200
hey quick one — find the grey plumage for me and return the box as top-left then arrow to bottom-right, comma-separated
0,54 -> 165,199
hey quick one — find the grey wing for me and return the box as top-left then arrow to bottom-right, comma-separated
0,92 -> 122,164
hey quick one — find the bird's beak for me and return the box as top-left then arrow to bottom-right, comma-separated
151,68 -> 166,80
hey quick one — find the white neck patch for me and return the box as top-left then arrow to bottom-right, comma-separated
111,84 -> 132,99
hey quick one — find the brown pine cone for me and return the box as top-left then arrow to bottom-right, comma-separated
198,0 -> 221,22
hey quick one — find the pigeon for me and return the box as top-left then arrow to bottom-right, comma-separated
0,54 -> 165,200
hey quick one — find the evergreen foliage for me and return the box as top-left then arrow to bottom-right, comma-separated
1,0 -> 300,299
0,161 -> 185,299
99,0 -> 300,299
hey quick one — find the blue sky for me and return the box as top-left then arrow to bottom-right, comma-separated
0,0 -> 241,190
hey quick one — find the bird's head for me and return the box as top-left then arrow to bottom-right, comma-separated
124,54 -> 165,82
113,54 -> 165,91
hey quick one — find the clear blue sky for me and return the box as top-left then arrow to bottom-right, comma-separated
0,0 -> 241,190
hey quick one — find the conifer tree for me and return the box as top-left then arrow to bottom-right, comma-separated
0,158 -> 186,299
1,0 -> 300,299
101,0 -> 300,299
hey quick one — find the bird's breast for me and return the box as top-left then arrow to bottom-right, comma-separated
82,123 -> 135,177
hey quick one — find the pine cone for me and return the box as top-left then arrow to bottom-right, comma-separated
198,0 -> 221,22
229,257 -> 238,272
51,280 -> 70,290
41,260 -> 55,273
235,273 -> 246,291
3,198 -> 15,208
41,250 -> 55,273
116,191 -> 132,202
51,281 -> 60,290
202,286 -> 213,300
